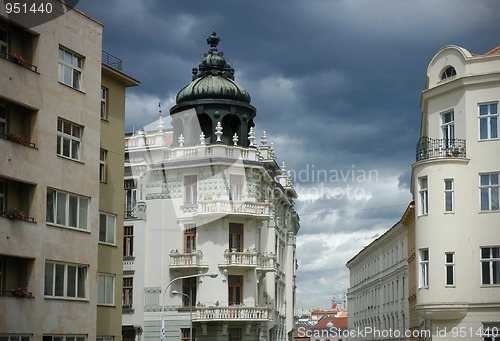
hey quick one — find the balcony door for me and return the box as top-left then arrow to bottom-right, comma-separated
228,275 -> 243,305
229,223 -> 243,252
441,110 -> 455,148
184,224 -> 196,253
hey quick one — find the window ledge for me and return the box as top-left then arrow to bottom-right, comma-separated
58,81 -> 86,94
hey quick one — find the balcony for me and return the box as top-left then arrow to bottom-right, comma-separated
184,200 -> 271,219
0,178 -> 36,223
416,137 -> 466,162
219,250 -> 277,272
1,51 -> 37,73
169,250 -> 208,271
102,50 -> 122,72
195,305 -> 272,322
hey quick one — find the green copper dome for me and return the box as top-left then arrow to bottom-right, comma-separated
176,32 -> 251,104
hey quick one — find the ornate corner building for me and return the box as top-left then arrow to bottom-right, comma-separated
411,45 -> 500,339
122,32 -> 300,341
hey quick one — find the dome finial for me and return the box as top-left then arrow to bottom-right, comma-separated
207,31 -> 220,51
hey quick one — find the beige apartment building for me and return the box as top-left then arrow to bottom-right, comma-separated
411,44 -> 500,340
0,5 -> 138,341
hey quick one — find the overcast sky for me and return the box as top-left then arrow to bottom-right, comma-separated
77,0 -> 500,312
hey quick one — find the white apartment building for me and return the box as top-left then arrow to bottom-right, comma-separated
122,32 -> 300,341
347,206 -> 410,341
411,44 -> 500,340
1,4 -> 138,341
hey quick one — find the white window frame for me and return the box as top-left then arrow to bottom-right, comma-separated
98,273 -> 115,305
99,212 -> 116,245
481,247 -> 500,285
99,149 -> 107,183
445,252 -> 455,286
58,46 -> 83,90
230,174 -> 244,201
100,87 -> 108,119
44,336 -> 86,341
184,175 -> 197,205
57,118 -> 82,161
444,179 -> 454,213
480,173 -> 499,211
419,177 -> 428,216
46,188 -> 89,230
0,336 -> 30,341
44,261 -> 88,299
97,337 -> 113,341
479,102 -> 499,140
419,248 -> 429,288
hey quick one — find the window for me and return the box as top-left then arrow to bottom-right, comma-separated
98,273 -> 114,305
482,323 -> 500,341
0,179 -> 5,212
124,179 -> 137,216
0,27 -> 8,59
228,328 -> 242,341
43,336 -> 86,341
46,188 -> 89,230
444,179 -> 454,212
122,277 -> 133,308
228,275 -> 243,305
441,110 -> 455,148
419,248 -> 429,287
229,223 -> 243,252
99,213 -> 116,244
229,174 -> 244,201
182,277 -> 196,307
0,103 -> 6,136
445,252 -> 455,286
480,173 -> 499,211
441,66 -> 456,80
44,261 -> 88,299
58,47 -> 83,89
97,338 -> 112,341
123,226 -> 134,257
0,336 -> 30,341
181,328 -> 195,341
481,247 -> 500,285
184,175 -> 197,205
479,102 -> 498,140
419,177 -> 428,215
100,87 -> 108,119
57,118 -> 82,160
99,149 -> 107,182
184,224 -> 196,253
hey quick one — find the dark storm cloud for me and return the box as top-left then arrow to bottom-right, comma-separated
76,0 -> 500,310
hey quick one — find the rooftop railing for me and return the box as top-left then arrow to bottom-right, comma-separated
102,50 -> 123,71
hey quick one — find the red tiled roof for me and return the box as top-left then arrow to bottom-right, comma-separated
313,317 -> 348,329
482,45 -> 500,56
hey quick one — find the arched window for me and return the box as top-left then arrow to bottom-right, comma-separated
441,66 -> 456,80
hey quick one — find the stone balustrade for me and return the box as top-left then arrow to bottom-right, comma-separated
169,250 -> 208,269
195,305 -> 272,321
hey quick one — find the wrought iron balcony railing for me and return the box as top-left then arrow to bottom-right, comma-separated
416,137 -> 466,162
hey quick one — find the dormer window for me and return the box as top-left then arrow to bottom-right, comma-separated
441,66 -> 456,80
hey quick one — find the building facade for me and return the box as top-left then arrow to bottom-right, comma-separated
346,206 -> 410,341
0,6 -> 137,341
122,32 -> 300,341
411,44 -> 500,340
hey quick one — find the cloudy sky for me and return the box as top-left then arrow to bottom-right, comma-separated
77,0 -> 500,312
